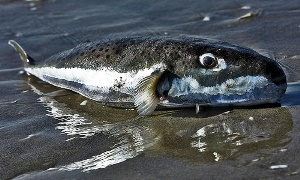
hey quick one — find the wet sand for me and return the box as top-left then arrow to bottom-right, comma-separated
1,0 -> 300,179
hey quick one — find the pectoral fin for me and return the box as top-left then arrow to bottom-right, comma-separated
134,71 -> 166,115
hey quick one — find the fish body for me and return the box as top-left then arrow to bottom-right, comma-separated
9,37 -> 287,115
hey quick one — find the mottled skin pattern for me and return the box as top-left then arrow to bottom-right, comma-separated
41,37 -> 197,72
9,36 -> 287,115
38,37 -> 285,87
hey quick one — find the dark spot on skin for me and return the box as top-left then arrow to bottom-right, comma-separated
92,49 -> 96,53
80,52 -> 84,56
106,55 -> 110,59
112,47 -> 115,50
163,90 -> 168,97
96,54 -> 100,58
169,65 -> 175,71
89,46 -> 93,50
112,76 -> 126,89
115,49 -> 120,55
99,47 -> 103,51
105,49 -> 109,52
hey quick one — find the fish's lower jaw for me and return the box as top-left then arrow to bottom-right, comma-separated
166,85 -> 285,107
161,97 -> 281,109
226,98 -> 280,106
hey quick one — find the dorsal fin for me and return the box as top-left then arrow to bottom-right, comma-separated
8,40 -> 35,66
134,71 -> 166,115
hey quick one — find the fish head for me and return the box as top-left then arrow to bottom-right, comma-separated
158,41 -> 287,106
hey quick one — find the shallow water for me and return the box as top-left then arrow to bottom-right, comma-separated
1,0 -> 300,179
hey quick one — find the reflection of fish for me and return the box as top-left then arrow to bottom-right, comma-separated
9,37 -> 286,115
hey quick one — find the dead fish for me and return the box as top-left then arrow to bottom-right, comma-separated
8,36 -> 287,115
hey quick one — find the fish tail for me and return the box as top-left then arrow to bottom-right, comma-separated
8,40 -> 35,66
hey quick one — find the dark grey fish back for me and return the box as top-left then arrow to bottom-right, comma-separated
36,37 -> 209,72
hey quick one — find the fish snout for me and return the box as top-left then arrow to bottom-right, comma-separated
266,61 -> 287,91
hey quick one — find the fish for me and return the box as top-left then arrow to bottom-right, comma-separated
8,36 -> 287,115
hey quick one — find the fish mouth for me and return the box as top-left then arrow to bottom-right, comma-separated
266,60 -> 287,86
271,74 -> 287,87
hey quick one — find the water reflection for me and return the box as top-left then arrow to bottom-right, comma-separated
33,93 -> 158,171
23,76 -> 293,172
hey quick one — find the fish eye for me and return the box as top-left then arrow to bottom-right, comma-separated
199,53 -> 218,68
